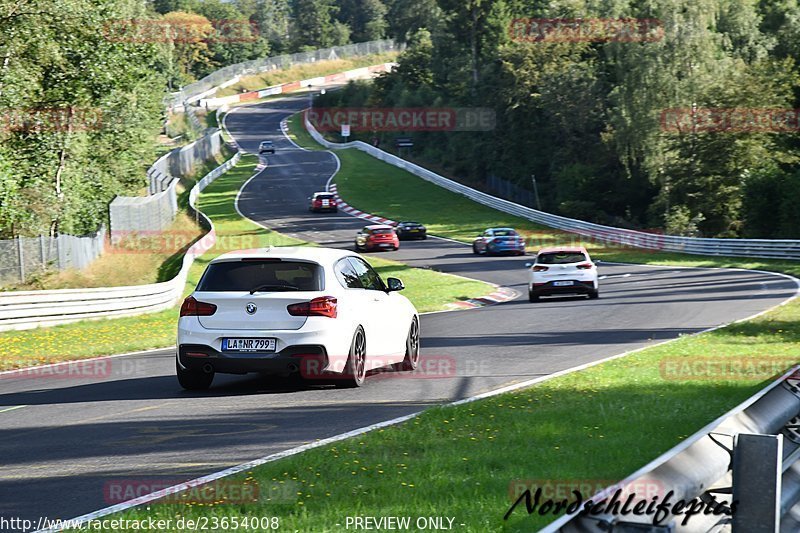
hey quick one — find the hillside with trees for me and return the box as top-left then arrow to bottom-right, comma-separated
0,0 -> 399,239
319,0 -> 800,238
2,0 -> 799,239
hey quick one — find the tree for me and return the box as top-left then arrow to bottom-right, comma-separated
161,11 -> 216,84
384,0 -> 441,42
291,0 -> 346,49
337,0 -> 387,42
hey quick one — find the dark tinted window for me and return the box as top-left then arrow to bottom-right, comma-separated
493,229 -> 518,236
335,258 -> 362,289
197,260 -> 324,292
371,228 -> 394,235
315,194 -> 333,199
347,257 -> 385,291
537,252 -> 587,265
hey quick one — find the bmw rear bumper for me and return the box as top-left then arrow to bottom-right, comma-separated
178,344 -> 328,375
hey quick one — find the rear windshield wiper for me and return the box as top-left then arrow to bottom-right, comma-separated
249,284 -> 300,294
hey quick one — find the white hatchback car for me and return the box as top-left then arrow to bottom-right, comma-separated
177,247 -> 420,390
527,246 -> 599,302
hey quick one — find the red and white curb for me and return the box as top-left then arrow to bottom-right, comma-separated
445,286 -> 518,310
329,184 -> 396,225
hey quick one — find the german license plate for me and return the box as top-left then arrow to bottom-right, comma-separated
553,281 -> 574,287
222,338 -> 276,352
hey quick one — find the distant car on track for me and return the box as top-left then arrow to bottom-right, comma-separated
526,246 -> 599,302
472,227 -> 525,256
355,225 -> 400,252
258,140 -> 275,154
176,247 -> 420,390
309,192 -> 338,212
395,221 -> 427,240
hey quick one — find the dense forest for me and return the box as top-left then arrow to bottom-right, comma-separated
319,0 -> 800,238
1,0 -> 799,239
0,0 -> 400,238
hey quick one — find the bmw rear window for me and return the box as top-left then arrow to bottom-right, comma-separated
537,252 -> 587,264
197,260 -> 324,292
493,230 -> 518,236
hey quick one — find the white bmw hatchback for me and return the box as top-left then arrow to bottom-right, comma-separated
527,246 -> 599,302
177,247 -> 420,390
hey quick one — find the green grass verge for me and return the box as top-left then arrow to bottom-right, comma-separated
108,296 -> 800,532
91,113 -> 800,531
286,114 -> 800,278
0,155 -> 492,370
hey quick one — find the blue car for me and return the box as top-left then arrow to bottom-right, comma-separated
472,227 -> 526,256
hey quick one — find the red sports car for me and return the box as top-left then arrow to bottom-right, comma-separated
354,225 -> 400,252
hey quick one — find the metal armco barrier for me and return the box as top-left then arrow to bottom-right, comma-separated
171,39 -> 401,109
197,63 -> 396,109
305,116 -> 800,260
531,366 -> 800,532
0,152 -> 240,332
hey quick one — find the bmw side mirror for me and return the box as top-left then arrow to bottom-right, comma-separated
386,277 -> 405,292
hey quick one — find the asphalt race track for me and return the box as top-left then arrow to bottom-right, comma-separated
0,95 -> 797,527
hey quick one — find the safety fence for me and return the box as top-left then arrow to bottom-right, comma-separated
197,63 -> 396,109
305,115 -> 800,260
0,227 -> 107,285
0,152 -> 239,332
171,39 -> 401,109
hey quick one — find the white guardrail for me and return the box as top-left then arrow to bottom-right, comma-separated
0,152 -> 240,332
305,115 -> 800,261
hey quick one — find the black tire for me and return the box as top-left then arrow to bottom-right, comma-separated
396,317 -> 420,371
176,360 -> 214,390
472,243 -> 480,255
528,289 -> 539,302
588,289 -> 599,299
336,327 -> 367,388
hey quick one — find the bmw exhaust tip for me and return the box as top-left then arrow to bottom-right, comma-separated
202,363 -> 214,374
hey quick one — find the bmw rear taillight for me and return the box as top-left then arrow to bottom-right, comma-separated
532,265 -> 549,272
576,263 -> 593,270
287,296 -> 338,318
180,296 -> 217,317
